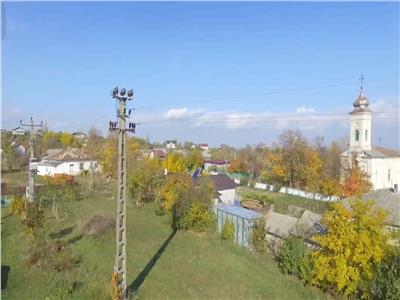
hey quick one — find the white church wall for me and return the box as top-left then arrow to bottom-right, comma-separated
368,158 -> 400,190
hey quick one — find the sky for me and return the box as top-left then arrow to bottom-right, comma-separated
2,2 -> 399,148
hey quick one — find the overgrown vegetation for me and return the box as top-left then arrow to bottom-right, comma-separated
278,235 -> 313,283
311,200 -> 389,297
370,245 -> 400,300
251,218 -> 267,253
220,219 -> 235,241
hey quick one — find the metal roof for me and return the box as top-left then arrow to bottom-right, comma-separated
215,205 -> 262,220
342,189 -> 400,227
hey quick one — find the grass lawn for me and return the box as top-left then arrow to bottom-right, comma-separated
2,185 -> 326,299
238,187 -> 330,215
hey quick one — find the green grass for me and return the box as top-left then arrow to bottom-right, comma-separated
2,187 -> 326,299
239,187 -> 330,215
1,171 -> 47,188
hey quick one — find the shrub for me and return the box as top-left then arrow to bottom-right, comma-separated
251,219 -> 267,253
370,246 -> 400,300
83,214 -> 115,236
180,201 -> 213,232
221,219 -> 235,241
279,235 -> 312,282
11,195 -> 25,216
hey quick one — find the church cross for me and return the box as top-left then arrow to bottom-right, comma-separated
359,74 -> 365,91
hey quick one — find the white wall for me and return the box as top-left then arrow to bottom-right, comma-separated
365,157 -> 400,190
349,112 -> 372,151
37,160 -> 98,176
216,189 -> 236,205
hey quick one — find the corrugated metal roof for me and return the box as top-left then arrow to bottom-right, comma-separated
342,189 -> 400,227
215,205 -> 262,220
265,212 -> 298,238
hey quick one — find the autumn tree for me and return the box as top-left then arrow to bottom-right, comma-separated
59,132 -> 77,147
164,152 -> 186,174
85,127 -> 105,160
184,149 -> 204,171
341,159 -> 372,197
100,135 -> 118,177
279,130 -> 309,188
128,158 -> 164,206
158,173 -> 192,213
312,200 -> 389,296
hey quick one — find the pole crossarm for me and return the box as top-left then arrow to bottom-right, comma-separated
19,117 -> 43,202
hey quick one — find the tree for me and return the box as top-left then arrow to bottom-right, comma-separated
158,173 -> 192,213
279,130 -> 309,188
100,136 -> 118,178
312,200 -> 389,296
303,147 -> 323,192
261,150 -> 287,186
59,132 -> 76,147
228,155 -> 247,173
184,149 -> 204,171
370,245 -> 400,300
341,159 -> 372,197
164,152 -> 186,174
85,127 -> 104,160
128,158 -> 163,206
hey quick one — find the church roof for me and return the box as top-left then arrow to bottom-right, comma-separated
350,89 -> 371,114
373,146 -> 400,158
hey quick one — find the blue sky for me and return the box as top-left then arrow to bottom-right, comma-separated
2,2 -> 399,148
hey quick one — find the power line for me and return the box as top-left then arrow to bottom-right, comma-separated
136,110 -> 399,126
134,77 -> 399,111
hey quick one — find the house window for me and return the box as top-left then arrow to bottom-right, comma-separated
79,163 -> 84,171
365,129 -> 368,142
388,169 -> 391,181
355,130 -> 359,142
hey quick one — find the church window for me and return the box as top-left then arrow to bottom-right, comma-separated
388,169 -> 391,181
365,130 -> 368,142
355,130 -> 359,142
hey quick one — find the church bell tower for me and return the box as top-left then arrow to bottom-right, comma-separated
349,75 -> 372,152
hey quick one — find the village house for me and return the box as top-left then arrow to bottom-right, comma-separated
166,140 -> 177,149
204,159 -> 230,171
72,131 -> 86,140
11,126 -> 26,136
341,84 -> 400,190
149,148 -> 168,160
209,174 -> 238,205
35,147 -> 99,176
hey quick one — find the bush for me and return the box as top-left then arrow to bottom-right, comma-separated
221,219 -> 235,241
279,235 -> 312,283
180,201 -> 213,232
11,195 -> 25,216
251,219 -> 267,253
370,246 -> 400,300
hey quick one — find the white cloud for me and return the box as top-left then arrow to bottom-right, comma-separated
296,106 -> 315,113
164,107 -> 204,120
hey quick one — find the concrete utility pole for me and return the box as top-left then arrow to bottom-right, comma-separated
20,117 -> 43,202
110,87 -> 135,299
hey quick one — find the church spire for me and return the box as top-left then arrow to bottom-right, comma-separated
351,74 -> 370,114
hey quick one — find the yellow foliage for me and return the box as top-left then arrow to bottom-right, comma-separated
111,271 -> 120,300
159,174 -> 191,212
164,152 -> 186,174
101,137 -> 117,177
11,195 -> 25,216
312,200 -> 388,296
59,132 -> 75,146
